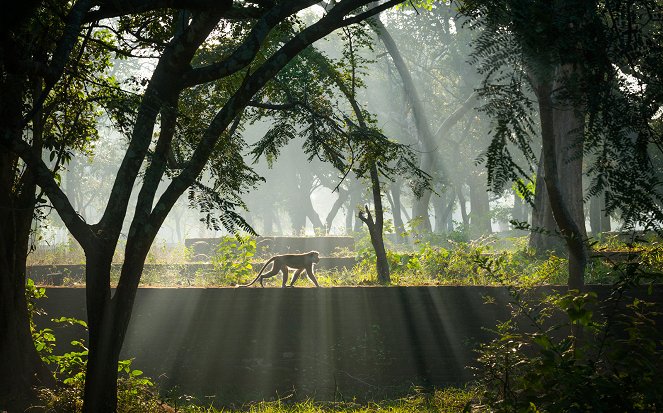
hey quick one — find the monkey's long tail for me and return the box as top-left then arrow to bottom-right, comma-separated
236,258 -> 274,288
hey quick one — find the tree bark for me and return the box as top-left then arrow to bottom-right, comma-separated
535,75 -> 587,291
358,165 -> 390,283
0,74 -> 55,412
529,151 -> 564,252
0,169 -> 55,411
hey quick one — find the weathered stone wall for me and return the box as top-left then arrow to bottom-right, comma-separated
34,285 -> 663,407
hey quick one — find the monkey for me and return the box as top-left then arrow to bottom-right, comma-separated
236,251 -> 320,288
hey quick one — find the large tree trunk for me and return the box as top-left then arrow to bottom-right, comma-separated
0,80 -> 55,411
82,249 -> 118,412
83,234 -> 153,412
529,151 -> 563,252
530,64 -> 587,258
535,72 -> 587,291
0,189 -> 55,411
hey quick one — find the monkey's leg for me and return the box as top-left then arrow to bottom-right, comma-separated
280,266 -> 289,288
306,268 -> 320,287
260,265 -> 281,287
289,269 -> 304,287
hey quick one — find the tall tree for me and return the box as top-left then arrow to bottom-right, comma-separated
2,2 -> 406,411
459,0 -> 663,289
372,17 -> 440,232
0,4 -> 119,409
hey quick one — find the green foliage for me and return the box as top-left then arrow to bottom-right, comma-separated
459,0 -> 663,232
27,279 -> 57,361
210,235 -> 257,285
34,320 -> 160,412
344,234 -> 663,287
473,259 -> 663,412
27,282 -> 163,412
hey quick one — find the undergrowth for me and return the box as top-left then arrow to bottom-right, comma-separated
26,233 -> 663,412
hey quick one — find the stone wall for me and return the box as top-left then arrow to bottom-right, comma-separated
34,285 -> 663,407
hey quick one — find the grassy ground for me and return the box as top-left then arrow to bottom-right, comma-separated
38,384 -> 481,413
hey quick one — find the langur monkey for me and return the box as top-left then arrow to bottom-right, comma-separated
237,251 -> 321,288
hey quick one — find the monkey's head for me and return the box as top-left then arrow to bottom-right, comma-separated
310,251 -> 320,263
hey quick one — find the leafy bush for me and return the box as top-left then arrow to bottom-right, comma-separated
28,282 -> 166,412
472,257 -> 663,412
209,235 -> 256,285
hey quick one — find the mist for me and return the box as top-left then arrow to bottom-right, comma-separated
33,5 -> 555,253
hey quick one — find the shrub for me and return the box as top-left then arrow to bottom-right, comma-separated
472,257 -> 663,412
209,235 -> 256,285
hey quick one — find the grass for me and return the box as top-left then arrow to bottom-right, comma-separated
38,385 -> 481,413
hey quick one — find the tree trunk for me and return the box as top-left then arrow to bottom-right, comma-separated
0,90 -> 55,411
456,184 -> 469,234
388,181 -> 406,242
434,191 -> 456,233
0,209 -> 55,411
358,164 -> 390,283
303,194 -> 324,233
349,180 -> 364,233
82,249 -> 118,413
468,174 -> 492,237
589,192 -> 611,236
325,187 -> 348,234
553,88 -> 586,243
535,75 -> 587,291
529,151 -> 564,252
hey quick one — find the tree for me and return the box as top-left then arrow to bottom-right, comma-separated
370,6 -> 492,238
249,23 -> 430,282
459,0 -> 663,289
2,1 -> 406,411
0,4 -> 120,408
372,17 -> 440,232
